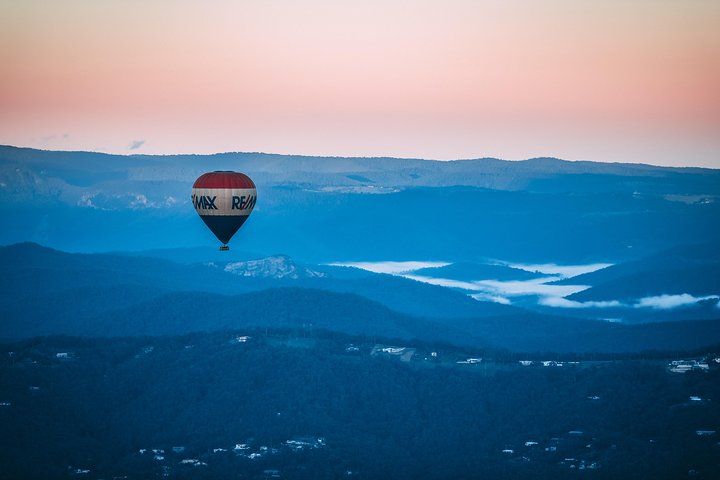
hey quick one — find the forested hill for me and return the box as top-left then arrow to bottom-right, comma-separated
3,242 -> 720,353
0,242 -> 523,322
1,330 -> 719,480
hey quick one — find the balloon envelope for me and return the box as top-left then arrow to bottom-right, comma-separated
192,171 -> 256,245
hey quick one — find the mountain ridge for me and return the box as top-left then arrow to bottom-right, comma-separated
3,243 -> 720,353
3,144 -> 717,173
3,146 -> 719,261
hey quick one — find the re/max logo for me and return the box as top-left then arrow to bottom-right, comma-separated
232,195 -> 256,210
192,194 -> 256,210
192,195 -> 217,210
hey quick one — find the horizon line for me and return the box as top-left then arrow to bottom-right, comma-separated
1,143 -> 714,171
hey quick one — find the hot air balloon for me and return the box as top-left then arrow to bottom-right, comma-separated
192,171 -> 256,250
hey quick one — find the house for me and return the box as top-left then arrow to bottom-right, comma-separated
372,344 -> 416,362
286,440 -> 308,451
502,449 -> 514,454
286,437 -> 325,450
542,361 -> 563,367
519,360 -> 533,366
382,347 -> 404,354
669,364 -> 692,373
668,360 -> 710,373
457,358 -> 482,364
695,430 -> 716,436
524,441 -> 538,447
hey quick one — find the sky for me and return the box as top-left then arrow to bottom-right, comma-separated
1,0 -> 719,167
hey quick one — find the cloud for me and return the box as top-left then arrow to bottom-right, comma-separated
474,277 -> 589,298
130,194 -> 149,208
33,133 -> 71,147
395,274 -> 514,304
470,293 -> 512,305
328,261 -> 590,305
77,193 -> 98,209
129,139 -> 145,150
539,297 -> 624,309
398,274 -> 589,299
76,192 -> 177,210
325,261 -> 720,313
633,294 -> 719,310
541,293 -> 720,310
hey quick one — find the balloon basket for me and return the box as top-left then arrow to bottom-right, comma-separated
219,245 -> 230,251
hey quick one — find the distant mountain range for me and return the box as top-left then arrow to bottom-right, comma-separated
2,145 -> 719,262
2,144 -> 718,191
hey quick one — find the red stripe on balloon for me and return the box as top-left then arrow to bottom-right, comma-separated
192,171 -> 256,189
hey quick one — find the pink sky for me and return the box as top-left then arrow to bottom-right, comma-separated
1,0 -> 719,167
